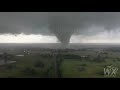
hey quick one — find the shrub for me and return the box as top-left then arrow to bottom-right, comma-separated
77,66 -> 86,72
97,71 -> 104,75
22,67 -> 37,76
81,64 -> 87,66
34,61 -> 44,68
117,58 -> 120,61
5,65 -> 15,70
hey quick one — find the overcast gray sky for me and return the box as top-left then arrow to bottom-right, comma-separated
0,12 -> 120,43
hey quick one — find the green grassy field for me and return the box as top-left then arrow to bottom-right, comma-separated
61,59 -> 120,78
0,50 -> 120,78
0,55 -> 55,78
61,51 -> 120,78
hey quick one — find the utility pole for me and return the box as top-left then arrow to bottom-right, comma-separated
54,53 -> 58,78
52,49 -> 62,78
52,49 -> 58,78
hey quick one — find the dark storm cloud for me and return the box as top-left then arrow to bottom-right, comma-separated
0,12 -> 120,44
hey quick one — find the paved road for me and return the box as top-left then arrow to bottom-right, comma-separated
0,60 -> 16,65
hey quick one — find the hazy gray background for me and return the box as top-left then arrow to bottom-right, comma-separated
0,12 -> 120,43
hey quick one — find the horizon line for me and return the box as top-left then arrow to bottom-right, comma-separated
0,43 -> 120,44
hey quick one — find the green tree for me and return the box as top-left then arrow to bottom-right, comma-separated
22,67 -> 37,76
34,61 -> 44,68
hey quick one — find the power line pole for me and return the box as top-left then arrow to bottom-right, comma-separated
53,49 -> 60,78
54,54 -> 58,78
52,49 -> 62,78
